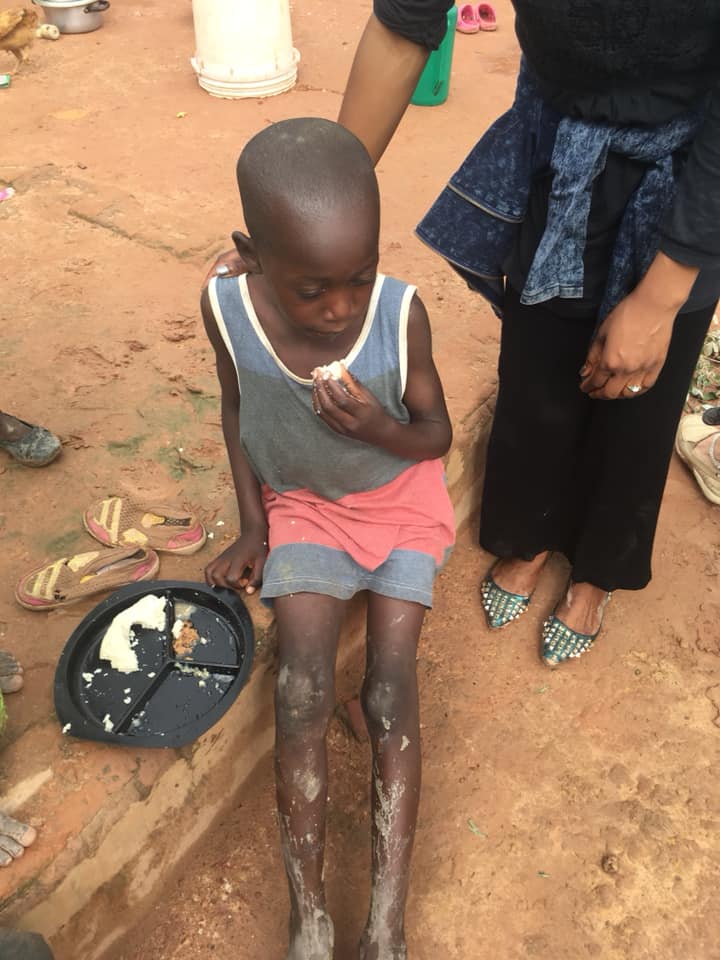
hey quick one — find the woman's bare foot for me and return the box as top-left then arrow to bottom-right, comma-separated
0,651 -> 23,694
555,582 -> 610,635
0,813 -> 37,866
286,909 -> 334,960
490,551 -> 550,597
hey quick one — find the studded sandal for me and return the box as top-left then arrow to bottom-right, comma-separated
480,561 -> 533,629
541,591 -> 611,667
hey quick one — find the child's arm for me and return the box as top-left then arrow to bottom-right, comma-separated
313,293 -> 452,460
201,288 -> 269,594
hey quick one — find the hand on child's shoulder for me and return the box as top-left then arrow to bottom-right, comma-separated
201,246 -> 247,290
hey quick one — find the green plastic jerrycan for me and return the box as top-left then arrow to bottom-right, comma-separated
410,5 -> 458,107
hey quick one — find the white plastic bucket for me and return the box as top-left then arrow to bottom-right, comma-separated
191,0 -> 299,99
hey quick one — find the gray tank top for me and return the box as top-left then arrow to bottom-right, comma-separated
208,273 -> 418,501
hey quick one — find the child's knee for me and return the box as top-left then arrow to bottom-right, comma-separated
361,669 -> 413,735
275,658 -> 335,735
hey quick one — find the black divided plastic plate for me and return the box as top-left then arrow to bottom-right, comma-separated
54,580 -> 254,748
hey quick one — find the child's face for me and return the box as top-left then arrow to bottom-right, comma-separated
258,208 -> 379,340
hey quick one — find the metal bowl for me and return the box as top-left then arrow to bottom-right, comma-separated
33,0 -> 110,34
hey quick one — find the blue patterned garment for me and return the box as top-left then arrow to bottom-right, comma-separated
416,60 -> 704,320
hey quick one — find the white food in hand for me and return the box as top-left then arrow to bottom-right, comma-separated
312,360 -> 346,382
99,593 -> 167,674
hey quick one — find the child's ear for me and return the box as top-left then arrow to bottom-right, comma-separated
232,230 -> 262,274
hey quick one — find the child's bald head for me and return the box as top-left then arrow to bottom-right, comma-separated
237,117 -> 379,254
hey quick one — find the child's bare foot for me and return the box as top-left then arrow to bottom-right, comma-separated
0,651 -> 24,694
0,812 -> 37,866
286,908 -> 334,960
358,931 -> 407,960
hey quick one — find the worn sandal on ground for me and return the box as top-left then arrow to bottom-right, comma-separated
15,546 -> 159,610
480,561 -> 532,629
83,496 -> 207,555
675,413 -> 720,505
541,593 -> 611,667
0,418 -> 61,467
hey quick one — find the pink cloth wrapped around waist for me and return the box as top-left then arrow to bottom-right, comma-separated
262,458 -> 455,571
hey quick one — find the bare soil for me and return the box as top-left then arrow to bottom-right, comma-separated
1,1 -> 719,958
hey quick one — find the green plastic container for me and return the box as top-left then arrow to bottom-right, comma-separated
410,5 -> 458,106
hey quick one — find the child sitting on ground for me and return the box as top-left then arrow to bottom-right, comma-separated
203,117 -> 455,960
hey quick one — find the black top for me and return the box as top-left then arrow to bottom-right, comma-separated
374,0 -> 720,280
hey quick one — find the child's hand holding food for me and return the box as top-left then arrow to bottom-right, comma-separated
204,529 -> 268,595
311,362 -> 392,446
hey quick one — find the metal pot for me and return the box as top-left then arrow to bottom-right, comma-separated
33,0 -> 110,34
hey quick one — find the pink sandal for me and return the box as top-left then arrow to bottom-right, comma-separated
456,3 -> 480,33
477,3 -> 498,31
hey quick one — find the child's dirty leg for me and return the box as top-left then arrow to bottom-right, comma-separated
359,596 -> 425,960
274,593 -> 345,960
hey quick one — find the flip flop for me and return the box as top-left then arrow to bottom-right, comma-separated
15,547 -> 159,610
83,496 -> 207,555
456,3 -> 480,33
477,3 -> 498,31
0,418 -> 61,467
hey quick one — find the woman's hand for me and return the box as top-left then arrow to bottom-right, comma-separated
201,233 -> 250,289
579,290 -> 676,399
312,370 -> 393,446
205,529 -> 268,595
580,252 -> 699,400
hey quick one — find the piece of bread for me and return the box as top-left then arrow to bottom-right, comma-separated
311,360 -> 351,384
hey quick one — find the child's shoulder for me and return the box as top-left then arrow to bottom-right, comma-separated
375,274 -> 425,325
376,273 -> 422,307
381,272 -> 419,292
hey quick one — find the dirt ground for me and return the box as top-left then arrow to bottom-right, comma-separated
2,1 -> 720,958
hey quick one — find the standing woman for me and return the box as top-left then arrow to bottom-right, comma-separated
339,1 -> 720,666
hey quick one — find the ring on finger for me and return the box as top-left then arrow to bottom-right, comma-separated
215,264 -> 231,277
625,383 -> 642,394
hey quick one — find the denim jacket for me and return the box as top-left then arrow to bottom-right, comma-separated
416,60 -> 704,319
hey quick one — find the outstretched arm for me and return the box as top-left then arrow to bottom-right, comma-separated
338,2 -> 453,163
338,14 -> 429,164
201,287 -> 268,592
313,293 -> 452,460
